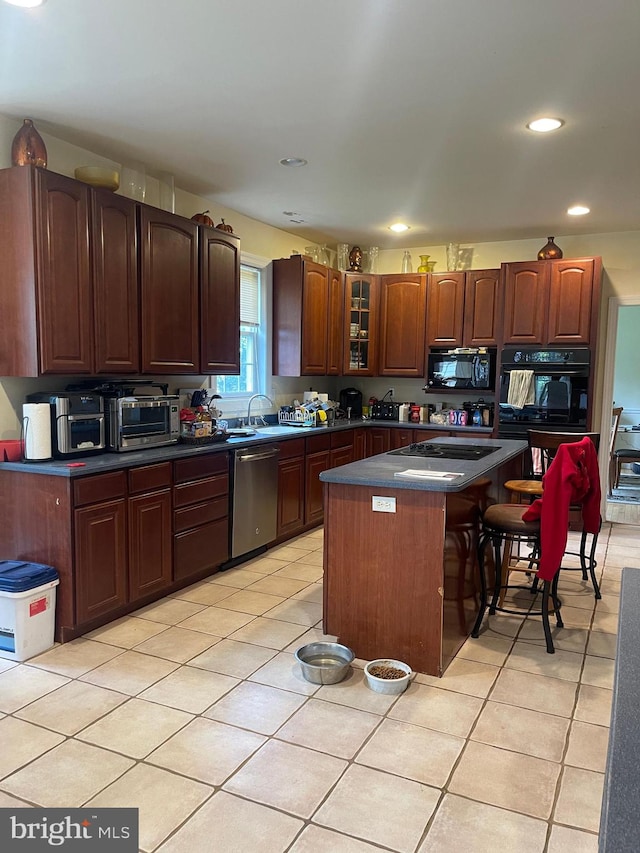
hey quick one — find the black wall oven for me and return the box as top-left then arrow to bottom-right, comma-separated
498,347 -> 590,439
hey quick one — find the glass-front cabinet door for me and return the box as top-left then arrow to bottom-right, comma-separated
343,273 -> 378,376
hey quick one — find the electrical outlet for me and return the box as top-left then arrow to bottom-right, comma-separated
388,388 -> 395,399
372,496 -> 396,513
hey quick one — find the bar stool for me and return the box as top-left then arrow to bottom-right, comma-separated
503,430 -> 601,599
473,437 -> 601,653
471,503 -> 562,653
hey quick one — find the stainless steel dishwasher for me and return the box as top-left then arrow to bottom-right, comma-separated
231,444 -> 280,558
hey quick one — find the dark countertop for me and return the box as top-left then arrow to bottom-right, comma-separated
319,435 -> 527,492
0,419 -> 494,478
599,567 -> 640,853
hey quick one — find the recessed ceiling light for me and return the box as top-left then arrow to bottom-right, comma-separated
3,0 -> 46,6
389,223 -> 410,233
526,117 -> 564,133
568,205 -> 590,216
279,157 -> 307,167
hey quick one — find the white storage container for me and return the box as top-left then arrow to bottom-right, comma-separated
0,561 -> 59,662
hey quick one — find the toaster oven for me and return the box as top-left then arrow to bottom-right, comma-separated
108,395 -> 180,452
370,402 -> 400,420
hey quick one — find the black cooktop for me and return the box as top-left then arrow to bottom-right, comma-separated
389,442 -> 501,460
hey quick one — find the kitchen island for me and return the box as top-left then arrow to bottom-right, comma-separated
319,436 -> 527,676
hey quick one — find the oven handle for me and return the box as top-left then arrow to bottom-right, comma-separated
501,367 -> 587,376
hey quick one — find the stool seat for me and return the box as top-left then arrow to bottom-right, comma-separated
483,503 -> 540,535
504,479 -> 543,498
614,448 -> 640,459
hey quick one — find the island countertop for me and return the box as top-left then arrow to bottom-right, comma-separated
319,436 -> 528,492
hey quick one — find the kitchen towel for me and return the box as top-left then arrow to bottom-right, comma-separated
506,369 -> 535,409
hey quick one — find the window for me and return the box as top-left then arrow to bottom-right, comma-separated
214,256 -> 269,407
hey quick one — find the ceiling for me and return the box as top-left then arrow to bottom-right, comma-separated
2,0 -> 639,249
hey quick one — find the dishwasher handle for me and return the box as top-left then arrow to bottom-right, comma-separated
236,448 -> 280,463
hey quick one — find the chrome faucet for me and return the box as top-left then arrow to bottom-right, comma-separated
247,394 -> 273,426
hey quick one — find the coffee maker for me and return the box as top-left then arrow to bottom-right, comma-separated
338,388 -> 363,419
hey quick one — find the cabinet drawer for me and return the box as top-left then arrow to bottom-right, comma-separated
173,517 -> 229,580
174,495 -> 228,533
174,451 -> 229,484
331,429 -> 353,449
278,438 -> 305,460
74,471 -> 127,507
128,462 -> 172,494
306,433 -> 331,453
174,473 -> 229,508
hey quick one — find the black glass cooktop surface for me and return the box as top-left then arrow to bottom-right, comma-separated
388,442 -> 500,460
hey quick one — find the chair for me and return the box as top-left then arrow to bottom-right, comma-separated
609,406 -> 623,492
472,437 -> 601,653
610,407 -> 640,493
503,430 -> 601,599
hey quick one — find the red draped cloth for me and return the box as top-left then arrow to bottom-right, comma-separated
522,436 -> 601,581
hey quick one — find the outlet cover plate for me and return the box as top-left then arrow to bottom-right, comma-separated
372,496 -> 396,513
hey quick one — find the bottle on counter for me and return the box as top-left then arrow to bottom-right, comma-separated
398,403 -> 411,422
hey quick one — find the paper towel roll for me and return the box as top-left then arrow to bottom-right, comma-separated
22,403 -> 52,461
318,393 -> 329,403
303,390 -> 318,402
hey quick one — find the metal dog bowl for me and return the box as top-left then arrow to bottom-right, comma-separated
294,642 -> 354,685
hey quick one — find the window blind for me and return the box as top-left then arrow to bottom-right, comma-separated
240,265 -> 260,326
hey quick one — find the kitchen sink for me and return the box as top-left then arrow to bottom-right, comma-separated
254,425 -> 304,436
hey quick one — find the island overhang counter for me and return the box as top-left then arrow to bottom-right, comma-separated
319,436 -> 527,676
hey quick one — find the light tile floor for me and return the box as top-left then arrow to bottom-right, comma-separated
0,522 -> 636,852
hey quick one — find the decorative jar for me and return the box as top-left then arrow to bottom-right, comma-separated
537,236 -> 563,260
417,254 -> 431,273
11,118 -> 47,168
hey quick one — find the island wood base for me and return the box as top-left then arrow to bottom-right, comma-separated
322,457 -> 522,676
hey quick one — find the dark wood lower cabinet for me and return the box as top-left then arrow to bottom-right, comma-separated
0,425 -> 500,644
172,454 -> 230,582
305,450 -> 330,525
277,453 -> 306,539
174,518 -> 228,581
75,499 -> 128,624
392,428 -> 414,449
128,489 -> 172,600
353,428 -> 367,460
366,427 -> 391,456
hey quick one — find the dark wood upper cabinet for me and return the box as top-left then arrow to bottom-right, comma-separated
502,261 -> 549,345
343,273 -> 379,376
427,273 -> 465,347
0,166 -> 241,377
463,269 -> 502,346
272,256 -> 334,376
0,167 -> 95,376
379,274 -> 427,377
428,270 -> 501,348
139,206 -> 199,373
200,227 -> 241,374
35,170 -> 94,374
503,258 -> 599,345
91,189 -> 139,373
547,259 -> 598,344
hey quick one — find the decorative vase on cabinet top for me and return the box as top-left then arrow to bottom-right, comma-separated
11,118 -> 47,168
537,236 -> 563,260
417,254 -> 431,273
401,250 -> 412,274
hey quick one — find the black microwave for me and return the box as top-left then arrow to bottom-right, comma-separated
426,350 -> 496,390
